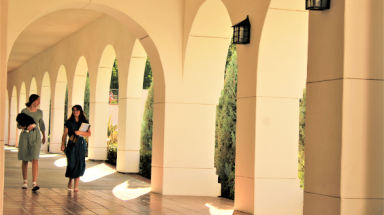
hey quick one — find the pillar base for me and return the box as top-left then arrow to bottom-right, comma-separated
49,143 -> 61,153
88,147 -> 107,160
8,138 -> 16,146
235,176 -> 254,214
255,178 -> 303,215
152,166 -> 221,196
116,150 -> 139,173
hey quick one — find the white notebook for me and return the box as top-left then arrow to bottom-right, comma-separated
78,123 -> 91,137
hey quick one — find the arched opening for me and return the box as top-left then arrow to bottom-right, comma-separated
71,56 -> 88,108
115,39 -> 147,173
88,45 -> 116,160
150,0 -> 232,196
49,65 -> 67,153
4,90 -> 9,146
40,72 -> 51,152
9,87 -> 18,146
29,77 -> 37,96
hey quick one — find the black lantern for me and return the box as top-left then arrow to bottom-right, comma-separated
232,16 -> 251,44
306,0 -> 330,10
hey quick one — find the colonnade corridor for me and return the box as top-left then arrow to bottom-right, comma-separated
3,146 -> 247,215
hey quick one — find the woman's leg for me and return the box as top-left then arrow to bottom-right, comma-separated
67,178 -> 73,189
31,159 -> 38,183
74,178 -> 80,192
22,161 -> 28,188
31,160 -> 40,191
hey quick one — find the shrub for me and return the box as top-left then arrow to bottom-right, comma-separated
299,89 -> 306,188
140,82 -> 154,179
215,51 -> 237,200
106,115 -> 118,165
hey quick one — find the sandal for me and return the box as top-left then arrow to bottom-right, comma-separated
74,188 -> 79,192
32,182 -> 40,192
22,180 -> 27,189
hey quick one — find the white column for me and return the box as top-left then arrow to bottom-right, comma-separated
116,97 -> 141,173
88,101 -> 108,160
9,91 -> 17,146
40,84 -> 50,152
304,0 -> 384,214
4,92 -> 8,145
49,107 -> 64,153
116,40 -> 146,173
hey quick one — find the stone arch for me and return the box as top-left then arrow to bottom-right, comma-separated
9,86 -> 18,146
8,3 -> 165,104
40,72 -> 51,152
49,65 -> 67,153
29,77 -> 38,96
220,0 -> 308,213
4,89 -> 9,146
88,45 -> 116,160
71,56 -> 88,108
150,0 -> 232,197
183,0 -> 232,103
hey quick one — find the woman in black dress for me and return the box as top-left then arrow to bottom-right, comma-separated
61,105 -> 91,192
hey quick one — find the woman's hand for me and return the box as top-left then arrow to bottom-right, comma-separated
27,125 -> 35,130
61,144 -> 65,152
42,136 -> 46,144
74,131 -> 82,136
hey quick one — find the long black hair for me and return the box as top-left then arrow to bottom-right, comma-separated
68,105 -> 87,123
25,94 -> 39,107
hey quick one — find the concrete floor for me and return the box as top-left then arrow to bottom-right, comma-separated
3,146 -> 248,215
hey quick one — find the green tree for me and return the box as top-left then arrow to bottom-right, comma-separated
224,39 -> 237,78
139,82 -> 154,178
299,88 -> 306,188
110,59 -> 119,96
64,86 -> 68,122
84,72 -> 90,118
215,50 -> 238,200
143,57 -> 153,89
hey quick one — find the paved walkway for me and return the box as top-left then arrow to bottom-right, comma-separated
3,146 -> 248,215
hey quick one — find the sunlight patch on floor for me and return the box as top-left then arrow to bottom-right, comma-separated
39,154 -> 60,158
112,180 -> 151,201
54,157 -> 67,167
205,203 -> 234,215
80,163 -> 116,182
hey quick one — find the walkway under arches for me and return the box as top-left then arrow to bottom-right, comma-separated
3,146 -> 247,215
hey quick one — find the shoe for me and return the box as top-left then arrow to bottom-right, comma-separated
32,182 -> 40,192
22,180 -> 27,189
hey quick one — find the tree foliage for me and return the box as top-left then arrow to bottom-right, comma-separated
299,88 -> 306,188
215,50 -> 238,200
110,59 -> 119,95
106,115 -> 118,165
143,57 -> 153,89
139,82 -> 154,178
84,72 -> 90,118
64,86 -> 68,122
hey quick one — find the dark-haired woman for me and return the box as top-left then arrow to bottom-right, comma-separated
17,94 -> 46,191
61,105 -> 91,192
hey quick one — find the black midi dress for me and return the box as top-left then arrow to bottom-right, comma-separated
64,119 -> 88,178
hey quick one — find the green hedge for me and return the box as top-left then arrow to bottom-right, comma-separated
106,116 -> 118,165
139,82 -> 154,179
215,51 -> 238,200
299,89 -> 306,188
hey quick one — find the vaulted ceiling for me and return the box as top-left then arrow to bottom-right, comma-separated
8,9 -> 105,72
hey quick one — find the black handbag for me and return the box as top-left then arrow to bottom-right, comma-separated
67,134 -> 78,147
